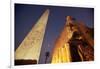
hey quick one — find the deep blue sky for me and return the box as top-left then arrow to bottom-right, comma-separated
15,4 -> 94,64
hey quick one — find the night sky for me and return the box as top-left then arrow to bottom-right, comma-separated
15,4 -> 94,64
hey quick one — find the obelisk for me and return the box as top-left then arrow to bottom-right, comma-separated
15,9 -> 50,64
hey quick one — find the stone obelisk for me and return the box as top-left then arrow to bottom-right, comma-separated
15,9 -> 50,64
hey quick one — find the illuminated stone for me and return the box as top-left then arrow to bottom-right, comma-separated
51,16 -> 94,63
51,16 -> 73,63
